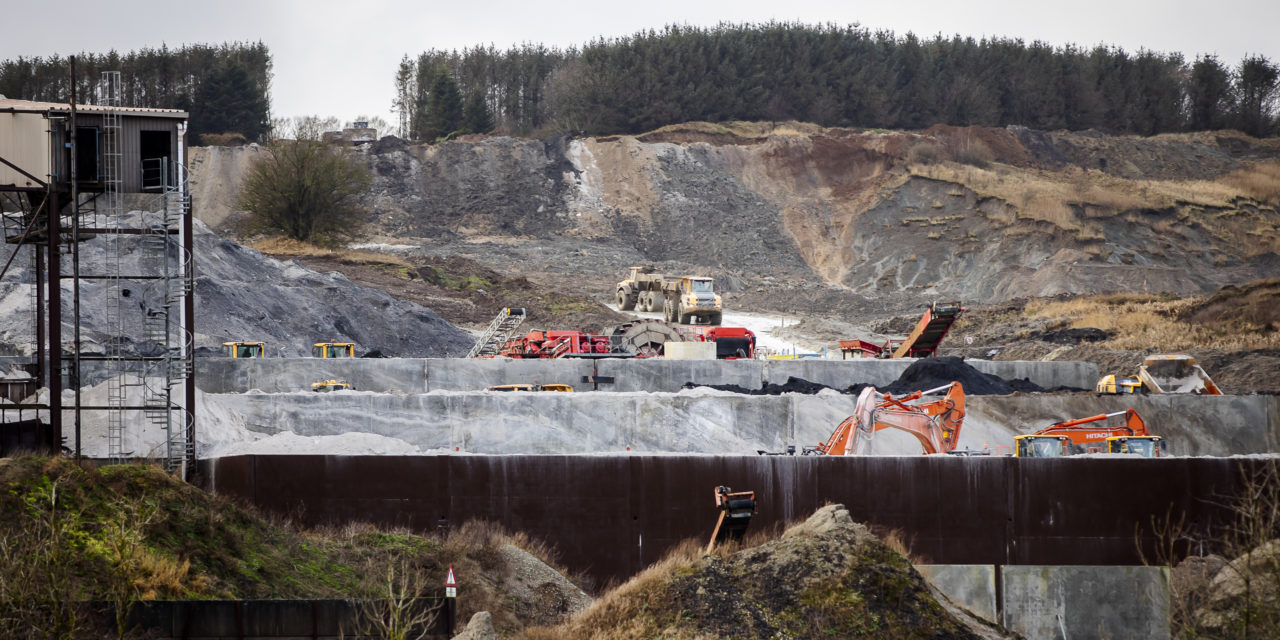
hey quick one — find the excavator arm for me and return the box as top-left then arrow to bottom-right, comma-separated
808,382 -> 966,455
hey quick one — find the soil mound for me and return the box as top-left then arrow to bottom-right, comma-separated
531,504 -> 1010,639
685,357 -> 1048,396
1183,278 -> 1280,328
882,356 -> 1036,395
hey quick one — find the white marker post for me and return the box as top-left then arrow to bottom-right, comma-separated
445,564 -> 457,633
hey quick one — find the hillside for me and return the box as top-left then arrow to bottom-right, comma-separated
0,457 -> 589,638
189,122 -> 1280,390
195,123 -> 1280,310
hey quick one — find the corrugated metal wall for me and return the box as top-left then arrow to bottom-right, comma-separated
204,455 -> 1261,585
0,112 -> 181,193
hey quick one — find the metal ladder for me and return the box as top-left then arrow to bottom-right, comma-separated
99,71 -> 127,462
466,307 -> 526,358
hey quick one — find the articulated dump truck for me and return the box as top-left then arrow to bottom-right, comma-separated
616,266 -> 722,325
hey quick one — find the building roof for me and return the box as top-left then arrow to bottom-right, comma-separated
0,97 -> 188,119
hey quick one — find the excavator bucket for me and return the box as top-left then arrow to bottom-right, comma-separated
706,486 -> 756,553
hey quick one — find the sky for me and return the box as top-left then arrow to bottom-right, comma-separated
3,0 -> 1278,134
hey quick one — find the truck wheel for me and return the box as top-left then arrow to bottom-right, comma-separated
639,292 -> 653,312
679,312 -> 692,324
707,312 -> 722,326
663,299 -> 675,322
617,289 -> 636,311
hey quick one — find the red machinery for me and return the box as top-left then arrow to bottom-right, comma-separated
679,326 -> 756,359
498,330 -> 612,358
839,302 -> 964,359
806,382 -> 966,456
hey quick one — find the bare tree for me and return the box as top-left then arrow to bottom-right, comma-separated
355,558 -> 442,640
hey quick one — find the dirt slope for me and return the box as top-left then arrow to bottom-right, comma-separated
521,504 -> 1015,639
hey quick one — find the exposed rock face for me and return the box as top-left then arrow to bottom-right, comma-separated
191,124 -> 1280,306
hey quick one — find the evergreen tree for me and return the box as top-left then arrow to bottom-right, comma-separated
420,68 -> 464,141
1186,55 -> 1233,131
189,59 -> 270,142
1234,55 -> 1280,137
463,92 -> 494,133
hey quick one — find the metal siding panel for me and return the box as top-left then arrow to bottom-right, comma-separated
209,455 -> 1270,587
0,113 -> 52,186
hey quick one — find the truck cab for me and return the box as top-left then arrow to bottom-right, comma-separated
313,342 -> 355,358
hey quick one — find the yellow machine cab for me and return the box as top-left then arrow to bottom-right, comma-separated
311,380 -> 352,392
223,341 -> 266,358
487,384 -> 574,392
313,342 -> 355,358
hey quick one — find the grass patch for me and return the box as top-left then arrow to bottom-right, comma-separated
418,266 -> 493,291
909,160 -> 1280,235
1025,292 -> 1280,351
0,458 -> 581,638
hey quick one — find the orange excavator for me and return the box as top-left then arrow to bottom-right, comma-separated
805,382 -> 966,456
1014,409 -> 1166,458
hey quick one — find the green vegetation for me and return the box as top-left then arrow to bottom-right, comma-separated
237,124 -> 372,245
419,265 -> 493,291
396,23 -> 1279,138
0,457 -> 562,639
0,42 -> 272,143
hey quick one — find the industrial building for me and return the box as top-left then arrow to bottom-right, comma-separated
0,71 -> 195,476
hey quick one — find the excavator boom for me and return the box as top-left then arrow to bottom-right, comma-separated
808,382 -> 965,456
1018,409 -> 1160,456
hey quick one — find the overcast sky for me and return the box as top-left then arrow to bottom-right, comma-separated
4,0 -> 1278,133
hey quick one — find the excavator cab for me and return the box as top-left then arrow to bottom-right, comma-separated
223,341 -> 265,358
313,342 -> 355,358
1107,436 -> 1166,457
1015,435 -> 1071,458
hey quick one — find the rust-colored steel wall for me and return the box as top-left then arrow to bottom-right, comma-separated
203,455 -> 1257,585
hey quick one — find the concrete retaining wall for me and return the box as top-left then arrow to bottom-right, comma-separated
196,357 -> 1100,394
917,565 -> 1169,640
1002,566 -> 1169,640
193,390 -> 1278,458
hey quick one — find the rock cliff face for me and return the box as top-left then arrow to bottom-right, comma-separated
191,123 -> 1280,307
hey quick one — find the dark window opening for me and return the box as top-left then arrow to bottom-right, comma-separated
140,130 -> 172,190
65,127 -> 100,182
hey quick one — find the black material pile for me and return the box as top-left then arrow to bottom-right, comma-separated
685,356 -> 1059,396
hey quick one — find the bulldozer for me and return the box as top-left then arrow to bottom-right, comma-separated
312,342 -> 355,358
1014,409 -> 1166,457
222,340 -> 266,358
805,382 -> 966,456
616,267 -> 722,325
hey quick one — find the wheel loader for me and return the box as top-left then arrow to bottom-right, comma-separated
223,341 -> 266,358
312,342 -> 355,358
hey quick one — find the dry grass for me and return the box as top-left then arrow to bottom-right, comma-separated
248,236 -> 414,269
908,159 -> 1280,234
1025,294 -> 1280,351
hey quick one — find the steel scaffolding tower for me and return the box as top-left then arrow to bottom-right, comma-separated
0,61 -> 195,477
